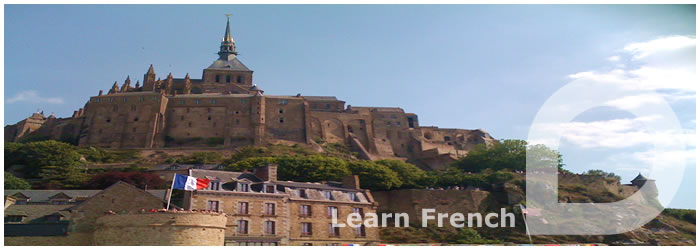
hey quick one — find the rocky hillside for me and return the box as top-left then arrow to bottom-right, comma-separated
373,176 -> 695,245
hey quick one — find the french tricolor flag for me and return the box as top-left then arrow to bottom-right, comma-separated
172,174 -> 210,191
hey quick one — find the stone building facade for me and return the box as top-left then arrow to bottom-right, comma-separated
4,17 -> 495,169
185,165 -> 379,246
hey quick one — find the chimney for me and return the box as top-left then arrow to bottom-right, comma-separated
342,175 -> 361,189
254,163 -> 277,182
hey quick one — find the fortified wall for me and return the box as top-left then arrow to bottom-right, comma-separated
94,213 -> 227,246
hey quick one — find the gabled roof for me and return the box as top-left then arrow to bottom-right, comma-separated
65,181 -> 170,211
48,192 -> 72,200
5,190 -> 101,203
207,57 -> 251,71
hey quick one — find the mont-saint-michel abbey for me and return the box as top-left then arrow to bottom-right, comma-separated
4,17 -> 494,170
6,11 -> 690,247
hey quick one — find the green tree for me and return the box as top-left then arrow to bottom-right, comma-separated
17,140 -> 83,177
348,161 -> 401,190
4,172 -> 31,189
227,157 -> 277,171
4,142 -> 25,167
276,155 -> 350,182
39,165 -> 88,189
454,139 -> 564,173
376,159 -> 428,189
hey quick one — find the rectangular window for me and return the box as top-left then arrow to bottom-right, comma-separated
131,105 -> 137,111
152,96 -> 157,101
194,99 -> 201,104
298,189 -> 307,198
301,223 -> 312,236
207,200 -> 220,212
226,75 -> 231,83
210,99 -> 217,104
240,99 -> 247,104
237,220 -> 249,234
238,202 -> 249,214
179,100 -> 185,104
215,75 -> 220,83
327,206 -> 338,218
237,75 -> 243,83
122,97 -> 128,103
300,205 -> 312,217
265,203 -> 276,216
95,98 -> 101,103
328,223 -> 340,237
280,99 -> 288,105
353,208 -> 364,217
355,225 -> 366,237
139,96 -> 145,102
265,221 -> 276,235
239,183 -> 249,192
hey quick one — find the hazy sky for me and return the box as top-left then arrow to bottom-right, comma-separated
4,5 -> 696,208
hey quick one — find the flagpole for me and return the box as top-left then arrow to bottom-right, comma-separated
166,173 -> 176,210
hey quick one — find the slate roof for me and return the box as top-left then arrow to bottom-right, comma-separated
148,164 -> 225,171
207,57 -> 251,71
4,204 -> 73,223
190,169 -> 261,182
632,173 -> 649,182
4,190 -> 101,203
272,180 -> 359,192
4,189 -> 168,203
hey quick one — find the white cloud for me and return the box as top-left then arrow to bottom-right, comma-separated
6,90 -> 64,104
534,116 -> 695,149
623,35 -> 696,60
567,35 -> 696,109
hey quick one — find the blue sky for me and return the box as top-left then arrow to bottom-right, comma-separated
4,5 -> 695,208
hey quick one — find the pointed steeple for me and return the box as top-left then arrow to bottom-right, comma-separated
218,14 -> 237,59
120,75 -> 131,92
223,15 -> 233,43
184,73 -> 192,94
135,80 -> 141,89
109,81 -> 120,94
143,64 -> 156,91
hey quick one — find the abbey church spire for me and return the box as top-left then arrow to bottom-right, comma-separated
218,14 -> 238,60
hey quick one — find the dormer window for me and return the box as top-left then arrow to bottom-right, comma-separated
208,181 -> 221,191
349,192 -> 359,202
265,185 -> 276,193
297,189 -> 307,199
238,183 -> 250,192
324,191 -> 334,200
